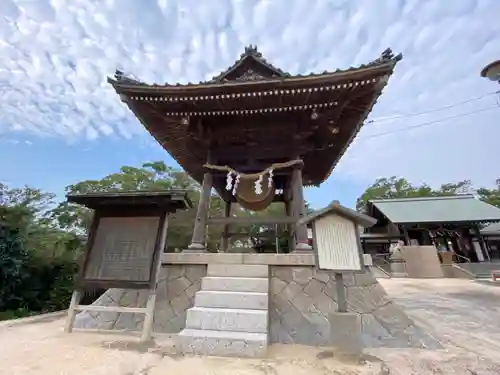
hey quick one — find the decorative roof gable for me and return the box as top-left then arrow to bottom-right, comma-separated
109,46 -> 402,87
209,45 -> 290,83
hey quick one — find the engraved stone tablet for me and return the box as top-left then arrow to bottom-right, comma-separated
84,217 -> 160,282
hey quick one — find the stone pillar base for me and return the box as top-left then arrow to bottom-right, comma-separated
293,242 -> 313,253
328,312 -> 363,356
185,243 -> 206,253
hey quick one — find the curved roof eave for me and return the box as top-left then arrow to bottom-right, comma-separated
108,59 -> 400,94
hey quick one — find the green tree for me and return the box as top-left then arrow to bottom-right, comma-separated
50,161 -> 226,251
49,161 -> 315,252
477,179 -> 500,208
1,184 -> 84,319
0,209 -> 30,311
0,183 -> 82,260
355,176 -> 473,212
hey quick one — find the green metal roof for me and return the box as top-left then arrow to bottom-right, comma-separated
370,195 -> 500,224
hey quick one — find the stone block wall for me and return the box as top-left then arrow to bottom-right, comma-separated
269,266 -> 440,349
74,264 -> 206,333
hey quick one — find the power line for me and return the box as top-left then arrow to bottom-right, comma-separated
359,105 -> 500,140
366,91 -> 499,124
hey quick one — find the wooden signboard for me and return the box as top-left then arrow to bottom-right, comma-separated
311,214 -> 364,272
298,201 -> 377,312
63,191 -> 192,342
299,201 -> 376,272
81,215 -> 164,289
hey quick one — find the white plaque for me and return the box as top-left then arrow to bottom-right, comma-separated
313,214 -> 362,271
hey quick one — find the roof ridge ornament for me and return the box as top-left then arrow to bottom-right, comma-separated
113,69 -> 144,85
210,45 -> 289,83
369,48 -> 403,66
243,44 -> 261,57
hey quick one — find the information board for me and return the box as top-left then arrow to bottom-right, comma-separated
312,214 -> 363,272
83,216 -> 160,284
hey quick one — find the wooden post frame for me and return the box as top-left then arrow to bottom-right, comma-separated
298,201 -> 377,311
63,191 -> 192,341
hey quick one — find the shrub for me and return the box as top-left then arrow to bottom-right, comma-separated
1,215 -> 81,317
0,223 -> 31,310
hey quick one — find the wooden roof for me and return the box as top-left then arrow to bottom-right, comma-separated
299,200 -> 377,228
108,46 -> 402,191
67,190 -> 192,212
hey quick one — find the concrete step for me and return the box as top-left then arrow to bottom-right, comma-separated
370,266 -> 391,279
207,264 -> 268,278
178,328 -> 267,357
391,273 -> 408,278
185,306 -> 267,333
202,276 -> 268,293
195,290 -> 268,310
475,274 -> 495,279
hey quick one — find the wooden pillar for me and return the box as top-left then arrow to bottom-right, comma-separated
187,171 -> 213,251
64,289 -> 82,333
443,235 -> 450,251
285,198 -> 295,253
291,167 -> 312,252
220,200 -> 232,252
401,226 -> 410,245
335,273 -> 347,312
475,225 -> 490,261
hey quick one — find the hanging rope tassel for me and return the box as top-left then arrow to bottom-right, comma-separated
232,174 -> 240,195
255,174 -> 263,195
225,171 -> 233,191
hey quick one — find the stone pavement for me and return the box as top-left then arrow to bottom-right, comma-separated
2,278 -> 500,375
378,278 -> 500,369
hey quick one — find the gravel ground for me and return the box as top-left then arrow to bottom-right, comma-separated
1,278 -> 499,375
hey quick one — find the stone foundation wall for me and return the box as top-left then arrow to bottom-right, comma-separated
75,259 -> 438,350
74,264 -> 206,333
269,265 -> 439,349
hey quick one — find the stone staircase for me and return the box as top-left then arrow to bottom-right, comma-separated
178,264 -> 269,357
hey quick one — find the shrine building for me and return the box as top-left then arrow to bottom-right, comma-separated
73,46 -> 432,358
108,46 -> 402,253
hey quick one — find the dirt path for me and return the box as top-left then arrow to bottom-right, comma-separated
0,316 -> 386,375
1,278 -> 500,375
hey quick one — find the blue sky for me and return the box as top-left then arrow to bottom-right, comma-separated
1,0 -> 499,209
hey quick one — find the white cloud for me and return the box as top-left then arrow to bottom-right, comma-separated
0,0 -> 499,187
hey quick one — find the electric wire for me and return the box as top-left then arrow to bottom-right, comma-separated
366,90 -> 499,124
359,105 -> 500,140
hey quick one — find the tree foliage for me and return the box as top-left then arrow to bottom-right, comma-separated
2,161 -> 309,318
51,161 -> 228,251
13,160 -> 500,319
49,161 -> 302,251
0,213 -> 30,311
477,179 -> 500,209
0,192 -> 83,320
